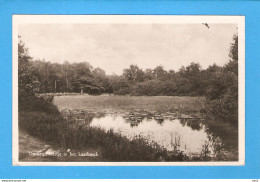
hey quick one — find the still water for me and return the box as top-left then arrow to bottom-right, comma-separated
87,114 -> 238,159
90,115 -> 208,154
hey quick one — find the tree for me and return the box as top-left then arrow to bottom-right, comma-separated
71,62 -> 93,93
18,37 -> 40,97
92,68 -> 111,93
144,68 -> 154,81
205,34 -> 238,123
175,63 -> 202,95
229,35 -> 238,62
153,66 -> 167,80
109,75 -> 131,95
123,64 -> 145,83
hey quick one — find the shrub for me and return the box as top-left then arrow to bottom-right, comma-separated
205,64 -> 238,124
19,94 -> 60,114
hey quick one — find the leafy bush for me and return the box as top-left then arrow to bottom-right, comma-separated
205,69 -> 238,124
19,94 -> 60,114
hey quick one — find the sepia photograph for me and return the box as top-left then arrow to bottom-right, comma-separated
12,15 -> 245,165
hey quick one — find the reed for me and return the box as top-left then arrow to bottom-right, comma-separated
19,110 -> 190,161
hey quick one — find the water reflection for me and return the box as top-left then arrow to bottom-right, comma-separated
63,110 -> 238,160
90,115 -> 212,156
180,119 -> 203,131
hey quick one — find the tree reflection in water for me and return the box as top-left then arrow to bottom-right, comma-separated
63,109 -> 238,161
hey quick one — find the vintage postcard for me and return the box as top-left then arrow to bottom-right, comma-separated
12,15 -> 245,166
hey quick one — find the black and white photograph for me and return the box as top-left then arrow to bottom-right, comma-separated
12,15 -> 245,165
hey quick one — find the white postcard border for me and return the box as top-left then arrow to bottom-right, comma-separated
12,15 -> 245,166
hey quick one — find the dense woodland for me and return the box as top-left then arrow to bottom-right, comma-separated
18,35 -> 238,123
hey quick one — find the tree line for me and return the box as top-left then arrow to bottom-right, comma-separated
18,35 -> 238,123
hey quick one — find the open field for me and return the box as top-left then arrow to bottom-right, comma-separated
54,95 -> 206,113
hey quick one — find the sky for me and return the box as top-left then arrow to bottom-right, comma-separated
19,23 -> 237,75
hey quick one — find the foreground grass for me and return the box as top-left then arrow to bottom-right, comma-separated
54,95 -> 205,113
19,110 -> 190,162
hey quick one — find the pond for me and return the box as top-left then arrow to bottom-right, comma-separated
54,95 -> 238,161
91,115 -> 208,154
61,109 -> 238,160
92,115 -> 238,159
